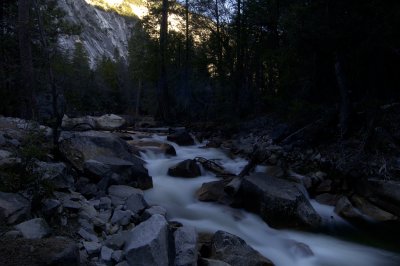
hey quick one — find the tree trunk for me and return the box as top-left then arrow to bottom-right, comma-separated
157,0 -> 170,122
215,0 -> 222,76
136,79 -> 142,116
335,53 -> 351,137
33,0 -> 62,148
235,0 -> 243,113
184,0 -> 190,107
18,0 -> 35,119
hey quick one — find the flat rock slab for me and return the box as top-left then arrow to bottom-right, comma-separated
237,173 -> 321,229
15,218 -> 51,239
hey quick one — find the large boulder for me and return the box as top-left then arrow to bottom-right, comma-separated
168,159 -> 201,178
15,218 -> 51,239
197,180 -> 232,205
95,114 -> 126,130
61,115 -> 96,131
209,231 -> 274,266
237,173 -> 321,229
167,131 -> 195,146
84,156 -> 152,190
174,226 -> 198,266
59,131 -> 152,189
124,214 -> 169,266
0,192 -> 31,225
62,114 -> 126,131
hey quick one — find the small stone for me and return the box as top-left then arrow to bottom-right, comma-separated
112,250 -> 124,262
115,261 -> 129,266
111,209 -> 132,226
125,193 -> 148,214
101,246 -> 113,262
78,228 -> 99,242
89,199 -> 101,209
79,204 -> 98,220
15,218 -> 51,239
99,197 -> 112,210
42,199 -> 61,216
104,231 -> 128,249
83,241 -> 102,255
79,219 -> 94,232
4,230 -> 22,239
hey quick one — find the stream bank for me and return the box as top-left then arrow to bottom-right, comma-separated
1,115 -> 399,266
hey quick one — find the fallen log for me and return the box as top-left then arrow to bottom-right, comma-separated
194,157 -> 234,178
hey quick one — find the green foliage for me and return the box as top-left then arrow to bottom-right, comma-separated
19,128 -> 49,164
0,127 -> 50,193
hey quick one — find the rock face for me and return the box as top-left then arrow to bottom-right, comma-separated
174,226 -> 198,266
209,231 -> 274,266
59,131 -> 152,189
56,0 -> 135,66
237,173 -> 321,229
0,192 -> 31,224
168,159 -> 201,178
15,218 -> 51,239
124,214 -> 169,266
167,131 -> 195,146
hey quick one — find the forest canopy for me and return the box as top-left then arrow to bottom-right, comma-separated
1,0 -> 400,124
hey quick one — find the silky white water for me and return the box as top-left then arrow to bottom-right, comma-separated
140,135 -> 400,266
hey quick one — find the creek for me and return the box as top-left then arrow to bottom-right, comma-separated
140,135 -> 399,266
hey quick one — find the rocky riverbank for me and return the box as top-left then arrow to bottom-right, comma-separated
1,114 -> 399,266
191,114 -> 400,248
0,116 -> 276,266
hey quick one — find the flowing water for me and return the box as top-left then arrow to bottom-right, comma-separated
140,135 -> 400,266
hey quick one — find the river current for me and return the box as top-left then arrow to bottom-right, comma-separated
139,135 -> 399,266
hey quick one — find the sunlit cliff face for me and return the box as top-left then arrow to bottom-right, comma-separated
85,0 -> 180,28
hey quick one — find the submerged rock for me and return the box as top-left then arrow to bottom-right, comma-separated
168,159 -> 201,178
197,180 -> 232,205
237,173 -> 321,229
128,140 -> 176,156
